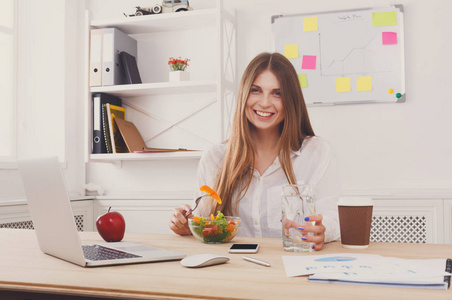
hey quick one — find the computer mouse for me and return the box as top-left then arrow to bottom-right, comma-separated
180,253 -> 230,268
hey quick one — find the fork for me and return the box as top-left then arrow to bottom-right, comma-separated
184,194 -> 209,217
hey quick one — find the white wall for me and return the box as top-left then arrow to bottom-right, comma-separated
2,0 -> 451,202
86,0 -> 452,198
231,0 -> 452,195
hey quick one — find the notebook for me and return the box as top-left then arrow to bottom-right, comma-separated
114,118 -> 184,153
18,156 -> 186,267
119,51 -> 142,84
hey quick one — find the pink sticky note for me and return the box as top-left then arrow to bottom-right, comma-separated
382,32 -> 397,45
302,55 -> 317,70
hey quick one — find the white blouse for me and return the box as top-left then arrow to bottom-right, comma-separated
193,136 -> 341,243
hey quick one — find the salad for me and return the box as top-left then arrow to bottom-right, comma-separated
189,212 -> 240,243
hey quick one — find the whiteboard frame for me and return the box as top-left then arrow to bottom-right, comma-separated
271,4 -> 406,106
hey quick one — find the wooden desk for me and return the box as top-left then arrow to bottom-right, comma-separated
0,229 -> 450,300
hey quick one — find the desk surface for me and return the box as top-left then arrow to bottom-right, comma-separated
0,229 -> 450,300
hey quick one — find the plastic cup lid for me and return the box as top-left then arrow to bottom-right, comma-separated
338,196 -> 373,206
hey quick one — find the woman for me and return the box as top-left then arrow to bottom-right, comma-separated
169,52 -> 341,250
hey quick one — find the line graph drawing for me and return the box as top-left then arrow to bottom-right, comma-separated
272,5 -> 405,104
319,33 -> 391,77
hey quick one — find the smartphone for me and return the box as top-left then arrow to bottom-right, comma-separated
228,243 -> 259,254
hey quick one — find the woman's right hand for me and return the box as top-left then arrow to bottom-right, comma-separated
168,204 -> 192,235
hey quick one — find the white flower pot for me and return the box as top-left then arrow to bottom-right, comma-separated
169,70 -> 190,82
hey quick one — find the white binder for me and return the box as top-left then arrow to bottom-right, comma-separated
102,28 -> 137,86
89,29 -> 102,87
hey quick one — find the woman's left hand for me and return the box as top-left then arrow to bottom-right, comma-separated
298,214 -> 326,251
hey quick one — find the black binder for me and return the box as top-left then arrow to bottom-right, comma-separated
92,93 -> 122,154
445,258 -> 451,289
120,51 -> 142,84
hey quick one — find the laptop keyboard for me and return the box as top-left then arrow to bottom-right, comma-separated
82,244 -> 141,261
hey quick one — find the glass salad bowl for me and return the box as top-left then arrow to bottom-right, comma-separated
188,213 -> 240,244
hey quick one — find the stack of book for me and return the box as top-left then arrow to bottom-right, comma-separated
92,93 -> 182,154
92,93 -> 127,154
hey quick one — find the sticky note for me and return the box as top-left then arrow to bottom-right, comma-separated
382,32 -> 397,45
336,77 -> 351,93
284,44 -> 299,59
357,76 -> 372,91
372,11 -> 397,27
302,55 -> 317,70
303,16 -> 318,32
298,74 -> 308,88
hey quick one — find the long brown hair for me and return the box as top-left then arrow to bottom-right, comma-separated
203,52 -> 315,215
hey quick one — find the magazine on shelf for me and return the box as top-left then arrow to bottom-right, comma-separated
114,118 -> 187,153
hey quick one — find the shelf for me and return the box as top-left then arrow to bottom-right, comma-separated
84,2 -> 236,164
90,151 -> 203,162
90,9 -> 217,34
90,80 -> 217,97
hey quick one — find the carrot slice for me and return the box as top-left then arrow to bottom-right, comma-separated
199,185 -> 222,204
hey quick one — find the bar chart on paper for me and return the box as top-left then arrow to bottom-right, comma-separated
272,5 -> 405,105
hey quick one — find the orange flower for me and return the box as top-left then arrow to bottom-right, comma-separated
168,57 -> 190,71
200,185 -> 222,204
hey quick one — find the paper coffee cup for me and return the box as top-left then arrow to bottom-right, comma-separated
338,197 -> 373,249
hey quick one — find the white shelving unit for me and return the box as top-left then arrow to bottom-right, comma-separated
90,80 -> 217,97
89,151 -> 203,162
90,9 -> 218,34
84,0 -> 237,163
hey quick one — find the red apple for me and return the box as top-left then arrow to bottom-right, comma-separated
96,207 -> 126,242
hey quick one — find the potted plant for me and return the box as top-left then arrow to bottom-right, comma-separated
168,57 -> 190,81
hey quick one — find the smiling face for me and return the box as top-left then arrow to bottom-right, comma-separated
245,69 -> 285,137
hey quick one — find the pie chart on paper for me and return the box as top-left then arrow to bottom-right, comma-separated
314,256 -> 357,262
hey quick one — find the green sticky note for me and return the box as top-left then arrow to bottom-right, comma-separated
284,44 -> 299,59
372,11 -> 397,27
357,76 -> 372,91
298,74 -> 307,88
336,77 -> 351,93
303,16 -> 318,32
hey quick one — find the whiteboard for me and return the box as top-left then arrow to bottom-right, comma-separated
272,5 -> 405,105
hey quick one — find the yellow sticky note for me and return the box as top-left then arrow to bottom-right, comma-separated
372,11 -> 397,27
336,77 -> 351,93
357,76 -> 372,91
284,44 -> 299,59
298,74 -> 307,88
303,16 -> 318,32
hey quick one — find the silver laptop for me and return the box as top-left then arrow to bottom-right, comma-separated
18,156 -> 185,267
